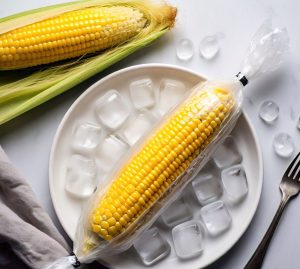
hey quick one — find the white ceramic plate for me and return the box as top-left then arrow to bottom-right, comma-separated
49,64 -> 263,269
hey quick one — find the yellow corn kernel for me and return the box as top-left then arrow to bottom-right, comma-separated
0,6 -> 146,69
91,87 -> 235,240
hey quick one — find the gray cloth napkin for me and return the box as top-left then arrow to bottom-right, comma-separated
0,147 -> 70,269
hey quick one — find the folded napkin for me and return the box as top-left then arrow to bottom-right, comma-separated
0,147 -> 70,269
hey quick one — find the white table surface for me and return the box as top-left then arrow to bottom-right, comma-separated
1,1 -> 300,268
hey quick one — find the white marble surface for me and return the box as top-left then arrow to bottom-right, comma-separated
1,1 -> 300,268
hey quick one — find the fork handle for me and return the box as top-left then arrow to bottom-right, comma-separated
244,194 -> 290,269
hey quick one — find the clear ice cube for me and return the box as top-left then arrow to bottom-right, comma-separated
65,155 -> 97,198
176,38 -> 194,61
96,90 -> 130,130
212,136 -> 242,169
129,78 -> 155,110
161,198 -> 192,227
259,100 -> 279,124
72,122 -> 102,152
199,35 -> 220,60
200,200 -> 231,236
221,164 -> 248,203
192,160 -> 222,204
97,135 -> 129,172
159,79 -> 186,115
172,220 -> 204,259
273,133 -> 294,158
122,112 -> 155,145
133,227 -> 170,266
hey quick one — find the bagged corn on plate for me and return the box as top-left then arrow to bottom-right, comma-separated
44,23 -> 289,268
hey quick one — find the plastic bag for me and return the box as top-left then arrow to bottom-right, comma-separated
44,22 -> 289,268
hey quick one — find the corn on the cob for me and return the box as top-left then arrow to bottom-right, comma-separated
0,0 -> 176,125
0,6 -> 146,69
91,87 -> 235,241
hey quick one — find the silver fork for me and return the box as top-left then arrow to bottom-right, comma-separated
244,152 -> 300,269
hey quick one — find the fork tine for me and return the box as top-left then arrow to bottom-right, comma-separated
295,166 -> 300,181
290,160 -> 300,179
284,152 -> 300,177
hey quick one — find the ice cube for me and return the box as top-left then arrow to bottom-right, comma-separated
65,155 -> 98,198
199,35 -> 220,60
72,122 -> 102,152
122,112 -> 155,146
221,164 -> 248,203
133,227 -> 170,266
273,133 -> 294,158
200,200 -> 231,236
192,159 -> 222,204
97,135 -> 129,172
172,220 -> 204,259
129,78 -> 155,110
212,136 -> 242,169
176,38 -> 194,61
159,79 -> 186,115
259,100 -> 279,124
96,90 -> 130,130
161,198 -> 192,227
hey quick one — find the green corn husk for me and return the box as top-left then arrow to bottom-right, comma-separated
0,0 -> 177,125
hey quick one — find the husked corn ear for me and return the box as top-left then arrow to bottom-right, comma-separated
91,87 -> 235,241
0,6 -> 146,69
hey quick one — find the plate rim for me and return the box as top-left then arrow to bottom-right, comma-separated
49,63 -> 263,267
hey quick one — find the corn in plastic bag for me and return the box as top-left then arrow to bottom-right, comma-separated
45,22 -> 289,268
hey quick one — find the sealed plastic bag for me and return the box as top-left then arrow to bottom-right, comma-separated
45,22 -> 289,268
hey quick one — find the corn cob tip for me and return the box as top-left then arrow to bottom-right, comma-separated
161,5 -> 177,28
